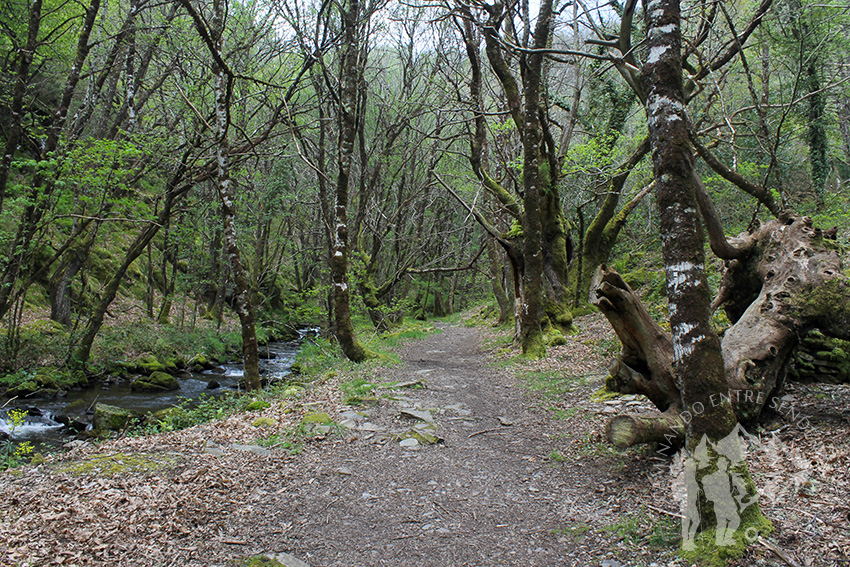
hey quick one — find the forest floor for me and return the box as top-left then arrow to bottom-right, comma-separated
1,314 -> 848,567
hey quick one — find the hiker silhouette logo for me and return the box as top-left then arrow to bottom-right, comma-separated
681,424 -> 759,550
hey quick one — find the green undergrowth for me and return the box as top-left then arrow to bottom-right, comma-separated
130,383 -> 304,436
256,417 -> 345,455
292,319 -> 439,381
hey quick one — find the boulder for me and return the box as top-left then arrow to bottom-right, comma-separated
131,371 -> 179,392
93,403 -> 134,431
134,354 -> 166,375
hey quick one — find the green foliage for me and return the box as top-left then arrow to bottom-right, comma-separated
0,409 -> 34,470
92,320 -> 240,374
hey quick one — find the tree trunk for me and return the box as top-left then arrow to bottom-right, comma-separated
330,0 -> 373,362
487,237 -> 510,324
208,0 -> 260,391
640,0 -> 764,549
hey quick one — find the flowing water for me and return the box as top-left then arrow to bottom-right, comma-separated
0,330 -> 315,450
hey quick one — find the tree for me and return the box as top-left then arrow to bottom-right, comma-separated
328,0 -> 376,362
447,0 -> 571,357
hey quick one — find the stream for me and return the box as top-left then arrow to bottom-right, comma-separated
0,330 -> 315,450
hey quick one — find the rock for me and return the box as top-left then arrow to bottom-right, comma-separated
175,369 -> 193,379
93,403 -> 134,431
134,354 -> 166,375
206,379 -> 221,390
406,430 -> 442,445
302,412 -> 332,424
266,552 -> 311,567
131,371 -> 179,392
399,438 -> 419,447
251,417 -> 277,428
359,422 -> 380,432
188,354 -> 215,370
601,561 -> 622,567
61,399 -> 90,416
204,447 -> 225,456
399,408 -> 434,423
496,416 -> 513,426
335,466 -> 353,475
339,410 -> 365,422
231,444 -> 271,456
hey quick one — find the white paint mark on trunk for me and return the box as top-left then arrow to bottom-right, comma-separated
647,45 -> 670,64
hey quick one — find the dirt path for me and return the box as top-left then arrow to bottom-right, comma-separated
5,318 -> 843,566
242,322 -> 603,567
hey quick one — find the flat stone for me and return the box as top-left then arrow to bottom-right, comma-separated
231,444 -> 270,456
359,422 -> 381,432
390,379 -> 426,388
205,447 -> 225,457
335,466 -> 353,476
338,419 -> 356,429
497,416 -> 513,426
339,411 -> 364,421
399,408 -> 434,423
267,553 -> 312,567
399,438 -> 419,447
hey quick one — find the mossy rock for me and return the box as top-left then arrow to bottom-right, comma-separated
134,354 -> 166,375
252,417 -> 278,428
131,371 -> 179,392
61,399 -> 90,416
245,400 -> 271,412
301,412 -> 332,425
93,403 -> 134,431
548,331 -> 568,347
55,452 -> 180,476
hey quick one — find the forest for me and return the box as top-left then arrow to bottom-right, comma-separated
1,0 -> 849,563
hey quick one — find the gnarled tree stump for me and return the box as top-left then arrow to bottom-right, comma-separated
593,214 -> 849,448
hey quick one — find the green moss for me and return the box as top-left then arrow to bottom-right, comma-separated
239,556 -> 285,567
135,354 -> 166,374
251,417 -> 277,428
521,328 -> 547,359
93,403 -> 135,431
55,452 -> 179,476
301,412 -> 332,424
131,371 -> 179,392
245,400 -> 271,412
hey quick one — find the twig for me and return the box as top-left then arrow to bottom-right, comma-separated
219,539 -> 247,545
468,428 -> 505,438
644,502 -> 684,519
758,536 -> 802,567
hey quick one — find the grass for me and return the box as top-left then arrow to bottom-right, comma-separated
130,382 -> 304,436
602,510 -> 681,549
256,419 -> 346,455
551,522 -> 591,540
519,369 -> 588,399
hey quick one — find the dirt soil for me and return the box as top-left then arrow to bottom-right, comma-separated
1,315 -> 848,567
